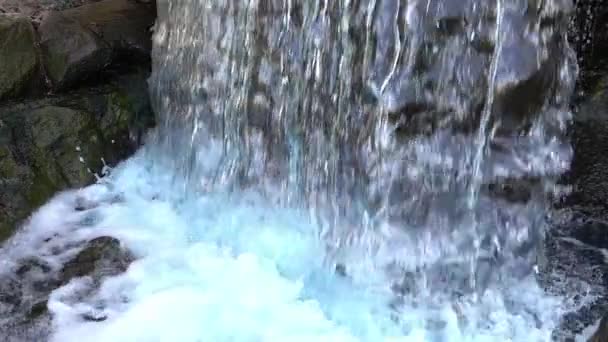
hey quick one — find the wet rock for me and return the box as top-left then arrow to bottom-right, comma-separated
38,11 -> 112,89
0,15 -> 39,100
0,73 -> 154,242
60,236 -> 134,283
565,76 -> 608,218
0,1 -> 101,23
0,236 -> 134,334
570,0 -> 608,92
63,0 -> 156,61
0,277 -> 22,309
590,315 -> 608,342
38,0 -> 155,90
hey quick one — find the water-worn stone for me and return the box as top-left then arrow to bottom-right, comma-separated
60,236 -> 134,283
0,15 -> 39,100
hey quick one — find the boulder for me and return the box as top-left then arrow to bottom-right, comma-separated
38,11 -> 112,89
63,0 -> 156,60
0,15 -> 39,100
38,0 -> 155,90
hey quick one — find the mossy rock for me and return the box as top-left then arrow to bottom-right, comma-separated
0,72 -> 154,243
0,14 -> 39,100
60,236 -> 134,283
24,106 -> 105,188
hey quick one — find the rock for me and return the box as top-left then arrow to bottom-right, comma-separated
64,0 -> 156,60
570,0 -> 608,92
0,1 -> 101,23
0,15 -> 39,99
590,315 -> 608,342
0,236 -> 134,336
565,76 -> 608,218
20,105 -> 104,188
38,11 -> 112,89
0,276 -> 22,310
60,236 -> 134,283
38,0 -> 155,90
0,72 -> 154,242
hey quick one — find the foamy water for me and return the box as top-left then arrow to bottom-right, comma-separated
0,149 -> 575,342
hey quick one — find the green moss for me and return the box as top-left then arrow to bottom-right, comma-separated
0,147 -> 18,178
25,169 -> 60,209
102,90 -> 135,135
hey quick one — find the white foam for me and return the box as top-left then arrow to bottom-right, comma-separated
0,151 -> 570,341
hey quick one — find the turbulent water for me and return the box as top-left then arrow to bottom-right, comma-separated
0,0 -> 595,341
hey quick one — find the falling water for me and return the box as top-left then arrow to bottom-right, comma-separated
149,0 -> 576,298
0,0 -> 588,341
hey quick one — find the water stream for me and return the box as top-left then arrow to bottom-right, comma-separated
0,0 -> 593,341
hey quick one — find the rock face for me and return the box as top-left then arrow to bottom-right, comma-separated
557,79 -> 608,340
0,0 -> 156,241
544,1 -> 608,340
0,0 -> 156,96
0,15 -> 39,100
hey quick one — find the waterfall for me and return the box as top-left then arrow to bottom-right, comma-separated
149,0 -> 576,301
0,0 -> 588,341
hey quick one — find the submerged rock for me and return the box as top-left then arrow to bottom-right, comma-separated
60,236 -> 134,284
0,15 -> 39,100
